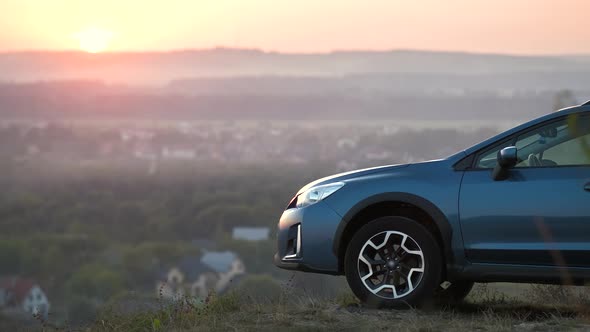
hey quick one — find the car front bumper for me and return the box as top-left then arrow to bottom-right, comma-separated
274,200 -> 342,275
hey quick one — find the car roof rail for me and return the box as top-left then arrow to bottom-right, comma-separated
582,100 -> 590,106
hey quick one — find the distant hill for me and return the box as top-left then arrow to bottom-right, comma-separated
0,80 -> 559,122
167,72 -> 590,95
0,49 -> 587,122
0,48 -> 589,84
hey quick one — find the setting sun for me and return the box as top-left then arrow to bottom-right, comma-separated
74,27 -> 113,53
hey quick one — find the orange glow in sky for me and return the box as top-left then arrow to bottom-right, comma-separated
74,27 -> 113,53
0,0 -> 588,54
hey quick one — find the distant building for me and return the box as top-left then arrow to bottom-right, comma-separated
336,160 -> 357,172
120,129 -> 155,142
0,277 -> 50,319
200,251 -> 242,273
155,251 -> 245,300
133,146 -> 159,160
26,145 -> 40,156
232,227 -> 270,241
337,138 -> 357,150
365,150 -> 393,161
161,146 -> 196,160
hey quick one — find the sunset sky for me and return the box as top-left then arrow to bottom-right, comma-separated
0,0 -> 588,54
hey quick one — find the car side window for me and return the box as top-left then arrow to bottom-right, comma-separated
474,114 -> 590,169
513,122 -> 568,167
542,133 -> 590,166
475,141 -> 513,169
514,116 -> 590,168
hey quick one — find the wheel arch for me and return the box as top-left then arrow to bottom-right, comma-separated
333,192 -> 454,276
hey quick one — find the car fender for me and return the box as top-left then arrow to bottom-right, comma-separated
332,192 -> 456,273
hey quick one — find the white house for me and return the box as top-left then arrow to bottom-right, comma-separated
156,251 -> 245,300
0,277 -> 50,319
161,146 -> 196,160
232,227 -> 270,241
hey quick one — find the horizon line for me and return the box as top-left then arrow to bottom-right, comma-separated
0,46 -> 588,58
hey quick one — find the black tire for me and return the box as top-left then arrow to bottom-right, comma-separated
434,281 -> 474,304
344,216 -> 442,308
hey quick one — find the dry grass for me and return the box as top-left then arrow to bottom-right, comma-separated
9,283 -> 590,331
91,300 -> 590,332
77,283 -> 590,332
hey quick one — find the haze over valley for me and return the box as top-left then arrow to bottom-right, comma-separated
0,49 -> 587,124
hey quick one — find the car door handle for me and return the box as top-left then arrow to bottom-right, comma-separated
585,183 -> 590,191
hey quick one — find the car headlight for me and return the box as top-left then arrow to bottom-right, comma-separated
296,182 -> 345,208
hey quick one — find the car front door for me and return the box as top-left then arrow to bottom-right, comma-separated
459,114 -> 590,269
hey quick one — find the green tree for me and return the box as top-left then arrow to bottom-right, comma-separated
66,264 -> 125,302
235,274 -> 282,302
0,240 -> 23,274
66,296 -> 97,325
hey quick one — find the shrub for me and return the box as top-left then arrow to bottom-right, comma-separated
67,296 -> 97,325
234,274 -> 283,303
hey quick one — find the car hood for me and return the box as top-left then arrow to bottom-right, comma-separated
297,163 -> 410,195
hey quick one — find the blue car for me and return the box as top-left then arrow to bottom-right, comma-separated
275,101 -> 590,307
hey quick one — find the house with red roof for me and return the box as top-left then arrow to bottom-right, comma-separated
0,277 -> 50,319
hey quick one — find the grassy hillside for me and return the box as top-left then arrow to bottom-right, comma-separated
15,283 -> 590,331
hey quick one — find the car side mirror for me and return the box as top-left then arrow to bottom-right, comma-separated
492,146 -> 517,181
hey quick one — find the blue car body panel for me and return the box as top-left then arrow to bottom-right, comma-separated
276,201 -> 343,272
325,159 -> 466,264
275,104 -> 590,284
460,166 -> 590,267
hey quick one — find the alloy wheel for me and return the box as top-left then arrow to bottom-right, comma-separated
357,230 -> 425,299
